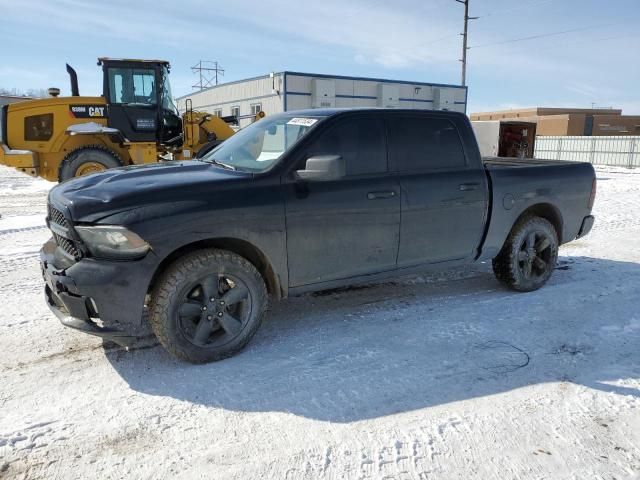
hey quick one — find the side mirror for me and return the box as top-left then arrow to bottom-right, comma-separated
296,155 -> 345,182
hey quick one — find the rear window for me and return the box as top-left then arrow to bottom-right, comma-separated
388,116 -> 466,172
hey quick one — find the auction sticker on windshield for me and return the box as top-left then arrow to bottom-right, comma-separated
287,118 -> 318,127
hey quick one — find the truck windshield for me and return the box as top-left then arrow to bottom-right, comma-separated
201,114 -> 325,173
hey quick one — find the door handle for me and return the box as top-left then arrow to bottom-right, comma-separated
459,183 -> 480,191
367,191 -> 396,200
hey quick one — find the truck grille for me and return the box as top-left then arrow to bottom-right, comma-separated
48,205 -> 68,228
52,232 -> 80,257
48,204 -> 81,259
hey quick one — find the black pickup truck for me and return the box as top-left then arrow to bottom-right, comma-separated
40,108 -> 596,363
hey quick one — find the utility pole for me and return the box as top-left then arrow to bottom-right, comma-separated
191,61 -> 225,90
455,0 -> 478,86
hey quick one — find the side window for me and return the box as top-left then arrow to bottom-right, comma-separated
251,103 -> 262,115
110,71 -> 124,103
388,116 -> 466,172
213,109 -> 222,117
108,68 -> 156,105
305,117 -> 387,176
24,113 -> 53,141
231,106 -> 240,118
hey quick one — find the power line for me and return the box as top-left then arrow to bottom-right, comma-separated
470,22 -> 618,49
521,31 -> 639,54
476,0 -> 555,19
414,32 -> 461,50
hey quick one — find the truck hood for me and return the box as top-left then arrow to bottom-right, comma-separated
49,160 -> 252,222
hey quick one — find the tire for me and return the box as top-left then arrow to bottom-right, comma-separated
149,249 -> 268,363
195,140 -> 222,159
492,216 -> 559,292
59,146 -> 122,182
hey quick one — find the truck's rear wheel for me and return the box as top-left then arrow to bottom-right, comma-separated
149,249 -> 268,363
59,146 -> 122,182
492,216 -> 558,292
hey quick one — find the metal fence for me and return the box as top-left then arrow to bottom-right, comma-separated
534,136 -> 640,168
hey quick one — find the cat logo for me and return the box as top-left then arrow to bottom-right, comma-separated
69,105 -> 107,118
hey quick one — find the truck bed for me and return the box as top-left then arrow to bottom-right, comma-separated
483,156 -> 579,168
477,156 -> 595,262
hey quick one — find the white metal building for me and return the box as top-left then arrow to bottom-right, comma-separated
176,71 -> 467,127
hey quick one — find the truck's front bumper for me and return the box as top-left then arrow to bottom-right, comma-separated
40,238 -> 156,346
43,281 -> 137,346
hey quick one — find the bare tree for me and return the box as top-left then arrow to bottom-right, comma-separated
0,87 -> 48,98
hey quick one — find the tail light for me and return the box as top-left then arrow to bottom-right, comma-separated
588,178 -> 597,209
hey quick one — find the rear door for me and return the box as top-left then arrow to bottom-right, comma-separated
285,115 -> 400,287
387,113 -> 487,266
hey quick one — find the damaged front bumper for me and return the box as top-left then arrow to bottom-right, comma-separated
43,281 -> 137,346
40,238 -> 154,346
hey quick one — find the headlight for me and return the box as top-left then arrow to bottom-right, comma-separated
75,225 -> 150,259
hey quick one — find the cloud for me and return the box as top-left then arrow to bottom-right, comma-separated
1,0 -> 637,111
203,0 -> 463,70
0,67 -> 43,81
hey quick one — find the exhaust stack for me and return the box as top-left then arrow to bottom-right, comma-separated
66,63 -> 79,96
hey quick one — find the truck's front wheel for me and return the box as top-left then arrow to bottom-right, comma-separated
492,216 -> 558,292
149,249 -> 268,363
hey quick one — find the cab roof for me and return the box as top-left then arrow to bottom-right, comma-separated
97,57 -> 170,65
281,107 -> 466,119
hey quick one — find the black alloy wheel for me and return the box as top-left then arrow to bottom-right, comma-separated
492,216 -> 559,292
516,230 -> 554,282
177,273 -> 251,347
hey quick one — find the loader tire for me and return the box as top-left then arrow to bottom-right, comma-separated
195,140 -> 222,159
59,146 -> 122,182
492,215 -> 558,292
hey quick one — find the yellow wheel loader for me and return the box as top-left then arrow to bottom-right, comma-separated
0,58 -> 265,182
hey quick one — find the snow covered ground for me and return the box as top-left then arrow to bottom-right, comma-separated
0,164 -> 639,479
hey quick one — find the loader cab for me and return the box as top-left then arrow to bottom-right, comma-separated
99,58 -> 182,145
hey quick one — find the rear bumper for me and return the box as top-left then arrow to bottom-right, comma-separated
40,238 -> 156,346
0,144 -> 39,177
576,215 -> 595,239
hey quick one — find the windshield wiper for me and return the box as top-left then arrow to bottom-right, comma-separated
204,158 -> 236,171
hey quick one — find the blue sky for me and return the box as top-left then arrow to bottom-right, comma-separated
1,0 -> 638,114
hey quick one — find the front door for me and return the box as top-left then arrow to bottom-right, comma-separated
387,113 -> 488,266
285,115 -> 400,287
105,65 -> 159,142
